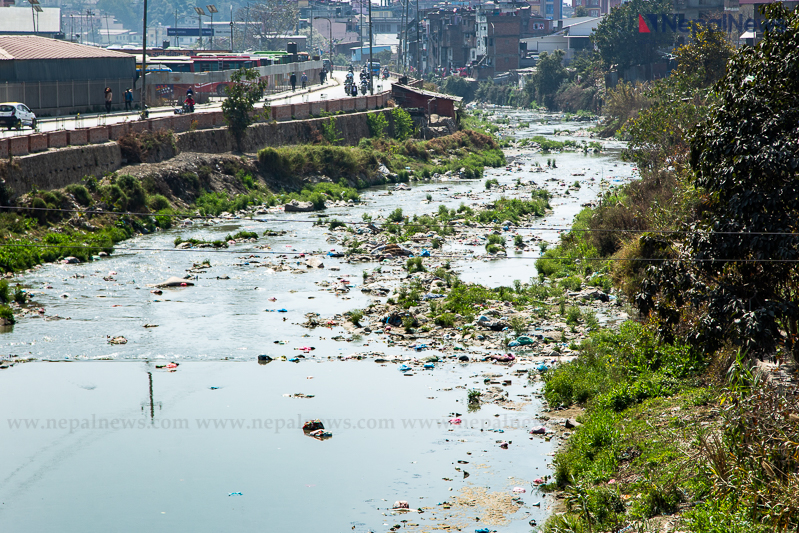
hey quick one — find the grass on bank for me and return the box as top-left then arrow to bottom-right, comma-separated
257,129 -> 505,184
540,318 -> 798,533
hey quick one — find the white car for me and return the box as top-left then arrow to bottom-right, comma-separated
0,102 -> 36,130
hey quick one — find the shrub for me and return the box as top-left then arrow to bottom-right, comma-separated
514,235 -> 524,247
147,194 -> 170,211
392,107 -> 414,141
348,309 -> 364,326
0,279 -> 8,303
13,284 -> 25,304
435,313 -> 456,327
367,112 -> 388,138
0,304 -> 14,324
387,208 -> 404,223
406,257 -> 425,273
65,184 -> 92,206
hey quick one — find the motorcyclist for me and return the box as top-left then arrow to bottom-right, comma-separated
382,67 -> 389,80
350,82 -> 358,97
184,94 -> 195,113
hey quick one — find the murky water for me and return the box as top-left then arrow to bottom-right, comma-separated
0,113 -> 632,531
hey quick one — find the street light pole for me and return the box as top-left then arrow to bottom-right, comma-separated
368,0 -> 373,94
416,0 -> 420,78
314,17 -> 333,61
141,0 -> 148,117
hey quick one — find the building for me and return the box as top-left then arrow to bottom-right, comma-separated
572,0 -> 622,18
426,7 -> 477,75
521,17 -> 600,61
474,4 -> 523,79
0,35 -> 136,115
391,83 -> 462,118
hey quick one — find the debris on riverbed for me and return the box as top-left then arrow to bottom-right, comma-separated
147,276 -> 195,288
107,336 -> 127,344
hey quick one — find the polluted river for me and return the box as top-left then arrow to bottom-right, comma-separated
0,110 -> 636,532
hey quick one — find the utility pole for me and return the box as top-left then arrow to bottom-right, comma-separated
174,10 -> 178,47
230,5 -> 234,52
368,0 -> 373,94
309,0 -> 313,56
415,0 -> 420,78
141,0 -> 148,117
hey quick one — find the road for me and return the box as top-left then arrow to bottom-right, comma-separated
0,71 -> 395,139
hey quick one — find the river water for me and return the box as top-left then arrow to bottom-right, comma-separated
0,111 -> 635,532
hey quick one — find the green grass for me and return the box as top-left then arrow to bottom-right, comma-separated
225,230 -> 258,241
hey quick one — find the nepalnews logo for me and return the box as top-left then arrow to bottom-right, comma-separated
638,13 -> 785,33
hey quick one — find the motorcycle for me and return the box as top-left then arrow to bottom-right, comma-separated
174,102 -> 195,114
344,78 -> 352,94
360,79 -> 369,95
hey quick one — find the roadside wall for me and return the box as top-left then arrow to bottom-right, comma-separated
2,143 -> 122,196
2,108 -> 392,196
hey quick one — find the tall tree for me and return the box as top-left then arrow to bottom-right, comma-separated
222,68 -> 268,151
234,0 -> 299,50
637,4 -> 799,360
591,0 -> 674,72
532,49 -> 566,108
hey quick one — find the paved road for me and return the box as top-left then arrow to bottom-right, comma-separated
0,71 -> 394,139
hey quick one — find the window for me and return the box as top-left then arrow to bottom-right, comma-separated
489,37 -> 493,46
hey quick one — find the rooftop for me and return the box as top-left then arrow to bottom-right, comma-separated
0,35 -> 134,61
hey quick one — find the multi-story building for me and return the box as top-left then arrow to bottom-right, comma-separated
426,7 -> 477,74
475,4 -> 522,78
572,0 -> 622,18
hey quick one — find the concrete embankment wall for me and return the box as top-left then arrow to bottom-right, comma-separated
1,109 -> 392,196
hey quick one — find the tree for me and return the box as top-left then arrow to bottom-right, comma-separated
591,0 -> 674,72
573,5 -> 589,17
235,0 -> 299,51
532,50 -> 567,108
637,4 -> 799,361
222,68 -> 268,152
670,23 -> 734,89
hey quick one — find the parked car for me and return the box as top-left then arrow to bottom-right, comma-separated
0,102 -> 36,130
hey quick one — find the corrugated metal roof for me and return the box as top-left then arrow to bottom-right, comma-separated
392,84 -> 464,102
0,35 -> 134,61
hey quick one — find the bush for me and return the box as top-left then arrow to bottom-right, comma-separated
392,107 -> 414,141
0,304 -> 14,324
485,178 -> 499,189
406,257 -> 425,273
147,194 -> 170,211
367,112 -> 388,138
65,184 -> 92,206
13,284 -> 25,304
387,208 -> 404,223
0,279 -> 8,303
435,313 -> 456,327
348,309 -> 364,326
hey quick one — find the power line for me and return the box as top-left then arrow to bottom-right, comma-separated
4,204 -> 799,236
3,242 -> 799,263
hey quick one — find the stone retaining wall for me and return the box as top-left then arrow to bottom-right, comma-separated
3,107 -> 393,196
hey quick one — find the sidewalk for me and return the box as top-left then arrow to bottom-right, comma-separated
0,71 -> 393,140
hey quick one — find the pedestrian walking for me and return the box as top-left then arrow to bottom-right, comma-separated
301,72 -> 307,89
319,68 -> 326,84
290,72 -> 297,92
124,88 -> 133,111
104,87 -> 112,113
